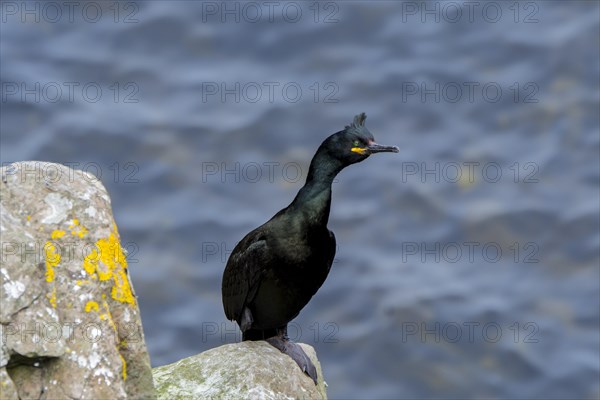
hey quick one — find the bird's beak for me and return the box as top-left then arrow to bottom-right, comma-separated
366,141 -> 399,154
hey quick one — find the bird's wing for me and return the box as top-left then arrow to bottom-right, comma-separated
221,230 -> 268,322
317,229 -> 336,286
326,229 -> 336,267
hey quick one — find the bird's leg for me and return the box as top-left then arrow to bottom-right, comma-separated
266,325 -> 318,385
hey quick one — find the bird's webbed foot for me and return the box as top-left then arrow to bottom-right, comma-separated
266,327 -> 318,385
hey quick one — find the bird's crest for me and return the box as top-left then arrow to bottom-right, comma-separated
346,113 -> 367,130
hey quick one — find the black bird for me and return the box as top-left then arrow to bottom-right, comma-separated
222,113 -> 398,383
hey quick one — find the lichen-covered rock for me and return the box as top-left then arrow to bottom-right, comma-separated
153,341 -> 327,400
0,162 -> 155,399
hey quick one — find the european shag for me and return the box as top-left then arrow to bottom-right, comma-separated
221,113 -> 399,383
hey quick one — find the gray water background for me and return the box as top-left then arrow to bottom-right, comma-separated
1,1 -> 599,398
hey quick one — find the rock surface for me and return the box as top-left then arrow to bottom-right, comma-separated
0,162 -> 155,399
153,341 -> 327,400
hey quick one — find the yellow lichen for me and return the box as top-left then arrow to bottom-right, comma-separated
84,301 -> 99,313
75,226 -> 88,238
83,249 -> 99,276
100,299 -> 117,332
96,234 -> 124,280
44,241 -> 60,282
69,219 -> 88,238
48,288 -> 57,308
81,230 -> 135,305
51,230 -> 66,239
119,353 -> 127,381
112,267 -> 135,304
27,215 -> 31,221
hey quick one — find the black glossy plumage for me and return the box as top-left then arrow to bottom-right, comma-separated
221,113 -> 398,382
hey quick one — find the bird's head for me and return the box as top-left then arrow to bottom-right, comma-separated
323,113 -> 399,166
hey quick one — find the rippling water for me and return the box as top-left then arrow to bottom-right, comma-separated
1,1 -> 599,398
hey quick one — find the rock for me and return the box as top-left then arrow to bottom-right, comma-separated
153,341 -> 327,400
0,162 -> 155,399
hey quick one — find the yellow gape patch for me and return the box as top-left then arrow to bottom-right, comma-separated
351,147 -> 367,154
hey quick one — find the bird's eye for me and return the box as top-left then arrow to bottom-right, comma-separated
352,140 -> 360,147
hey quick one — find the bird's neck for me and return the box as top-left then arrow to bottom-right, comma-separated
289,150 -> 344,227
